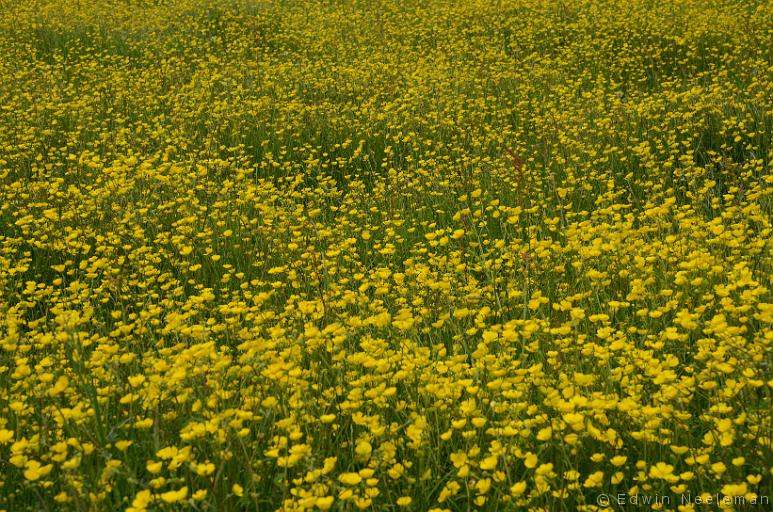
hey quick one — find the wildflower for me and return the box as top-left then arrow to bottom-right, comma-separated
160,487 -> 188,503
316,496 -> 334,509
510,481 -> 527,496
23,461 -> 53,481
649,463 -> 678,483
338,473 -> 362,486
583,471 -> 604,488
611,456 -> 627,467
721,483 -> 747,497
127,490 -> 152,512
0,429 -> 13,444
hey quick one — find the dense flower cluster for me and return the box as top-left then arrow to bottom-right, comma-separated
0,0 -> 771,510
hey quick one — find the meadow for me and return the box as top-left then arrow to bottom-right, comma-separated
0,0 -> 771,510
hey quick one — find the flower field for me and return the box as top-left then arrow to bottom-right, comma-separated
1,0 -> 771,510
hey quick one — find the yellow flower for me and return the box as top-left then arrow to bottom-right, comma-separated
475,478 -> 492,495
316,496 -> 334,509
479,455 -> 498,470
355,440 -> 372,462
536,426 -> 552,441
232,484 -> 244,497
583,471 -> 604,488
510,481 -> 527,496
115,440 -> 133,451
721,483 -> 747,497
160,486 -> 188,503
438,481 -> 461,502
0,429 -> 13,444
338,473 -> 362,486
23,460 -> 53,481
610,456 -> 627,467
711,462 -> 727,476
649,462 -> 678,482
127,490 -> 152,512
563,412 -> 585,431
